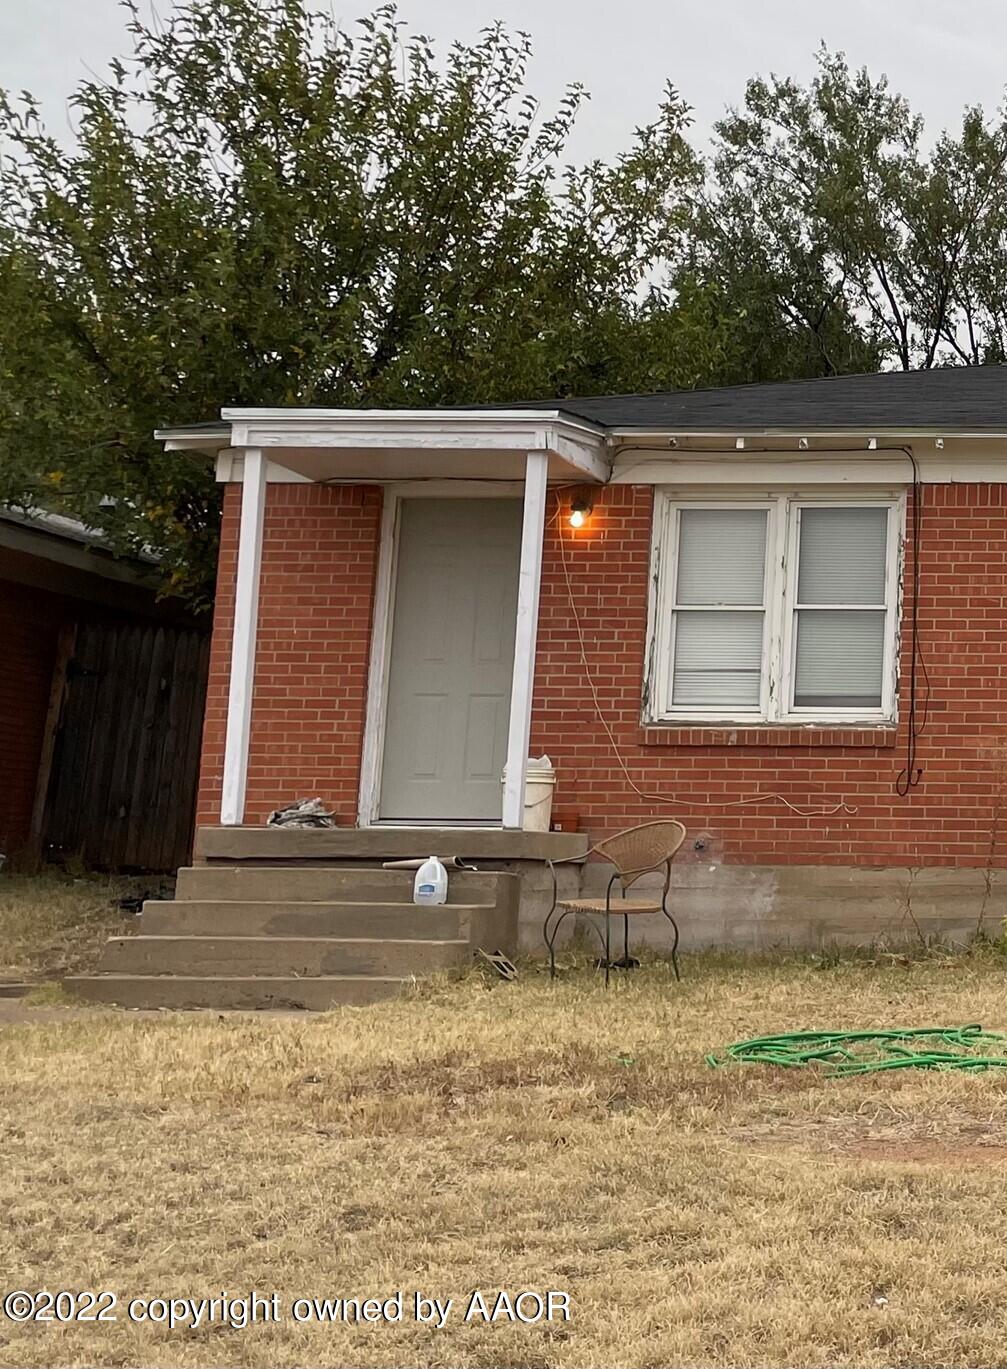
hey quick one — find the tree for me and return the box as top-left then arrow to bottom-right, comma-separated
685,48 -> 1007,375
0,0 -> 700,605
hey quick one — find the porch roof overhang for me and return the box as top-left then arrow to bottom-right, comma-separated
155,408 -> 611,484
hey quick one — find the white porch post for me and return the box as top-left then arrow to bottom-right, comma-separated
502,450 -> 549,830
220,446 -> 267,825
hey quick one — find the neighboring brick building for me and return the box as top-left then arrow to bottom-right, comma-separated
0,511 -> 207,868
161,368 -> 1007,945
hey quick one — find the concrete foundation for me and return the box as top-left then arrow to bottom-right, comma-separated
576,861 -> 1007,953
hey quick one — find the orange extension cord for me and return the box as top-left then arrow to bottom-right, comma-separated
550,491 -> 856,818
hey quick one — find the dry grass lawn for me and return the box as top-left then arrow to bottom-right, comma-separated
5,933 -> 1007,1366
0,872 -> 140,981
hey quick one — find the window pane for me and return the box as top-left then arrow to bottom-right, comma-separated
797,507 -> 888,605
793,609 -> 885,708
676,508 -> 767,606
672,610 -> 764,707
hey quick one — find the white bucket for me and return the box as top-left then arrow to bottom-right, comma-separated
503,757 -> 557,832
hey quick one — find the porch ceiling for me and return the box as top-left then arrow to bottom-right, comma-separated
233,445 -> 595,483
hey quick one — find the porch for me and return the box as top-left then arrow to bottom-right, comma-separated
159,407 -> 612,834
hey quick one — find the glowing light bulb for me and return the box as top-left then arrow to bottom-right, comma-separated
569,507 -> 586,528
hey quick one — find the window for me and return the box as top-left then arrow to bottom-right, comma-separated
650,494 -> 902,723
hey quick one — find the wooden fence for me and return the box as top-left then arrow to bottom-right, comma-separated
41,621 -> 209,871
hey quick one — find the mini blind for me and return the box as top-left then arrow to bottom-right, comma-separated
793,506 -> 889,708
797,507 -> 888,605
672,508 -> 767,708
793,610 -> 885,707
676,508 -> 768,605
673,611 -> 764,706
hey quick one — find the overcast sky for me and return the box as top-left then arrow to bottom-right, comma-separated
2,0 -> 1006,161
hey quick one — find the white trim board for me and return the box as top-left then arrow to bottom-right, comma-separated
377,480 -> 525,498
215,451 -> 311,484
607,428 -> 1007,441
612,453 -> 1007,485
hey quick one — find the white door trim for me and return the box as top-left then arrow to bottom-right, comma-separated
221,446 -> 267,824
357,470 -> 547,829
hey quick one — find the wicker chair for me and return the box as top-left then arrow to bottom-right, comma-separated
544,820 -> 687,986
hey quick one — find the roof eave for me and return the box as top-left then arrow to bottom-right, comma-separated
607,426 -> 1007,440
154,423 -> 231,453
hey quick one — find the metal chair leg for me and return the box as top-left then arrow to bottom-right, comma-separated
543,859 -> 561,977
547,908 -> 609,981
546,907 -> 577,979
543,907 -> 560,978
661,903 -> 681,982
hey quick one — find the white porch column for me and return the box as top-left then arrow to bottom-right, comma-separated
502,450 -> 549,829
220,447 -> 267,825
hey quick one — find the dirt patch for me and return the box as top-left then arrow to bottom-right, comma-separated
845,1139 -> 1007,1164
733,1104 -> 1007,1163
0,999 -> 95,1026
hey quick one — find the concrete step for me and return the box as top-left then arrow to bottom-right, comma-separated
100,935 -> 470,978
195,825 -> 588,864
65,975 -> 405,1010
141,900 -> 475,939
174,865 -> 502,905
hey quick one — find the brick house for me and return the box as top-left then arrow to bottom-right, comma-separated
73,365 -> 1007,1006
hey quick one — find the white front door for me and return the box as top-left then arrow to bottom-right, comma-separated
378,498 -> 522,821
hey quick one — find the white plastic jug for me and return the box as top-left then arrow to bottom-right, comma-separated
413,856 -> 448,905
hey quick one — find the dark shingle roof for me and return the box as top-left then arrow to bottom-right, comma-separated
508,364 -> 1007,431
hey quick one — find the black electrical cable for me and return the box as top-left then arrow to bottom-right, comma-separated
613,441 -> 933,798
895,446 -> 931,796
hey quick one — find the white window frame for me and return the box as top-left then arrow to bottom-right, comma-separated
647,490 -> 905,726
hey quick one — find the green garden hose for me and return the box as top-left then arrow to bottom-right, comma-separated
706,1024 -> 1007,1076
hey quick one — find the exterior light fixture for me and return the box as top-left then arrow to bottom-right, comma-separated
569,496 -> 593,529
935,437 -> 945,449
798,437 -> 809,450
735,436 -> 746,450
668,436 -> 679,449
868,436 -> 878,451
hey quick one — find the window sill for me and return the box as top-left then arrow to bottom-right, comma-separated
638,723 -> 898,749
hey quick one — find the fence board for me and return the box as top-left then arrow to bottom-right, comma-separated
42,620 -> 209,871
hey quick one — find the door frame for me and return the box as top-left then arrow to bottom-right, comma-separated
357,482 -> 525,828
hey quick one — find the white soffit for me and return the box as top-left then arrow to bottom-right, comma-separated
611,437 -> 1007,485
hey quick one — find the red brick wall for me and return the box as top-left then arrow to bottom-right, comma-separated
0,583 -> 66,850
200,479 -> 1007,869
531,482 -> 1007,868
195,483 -> 383,825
